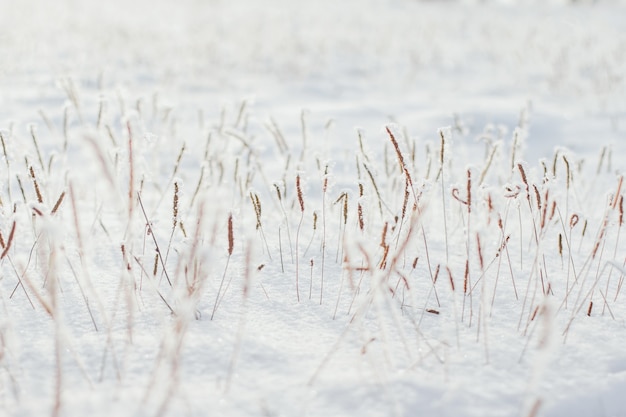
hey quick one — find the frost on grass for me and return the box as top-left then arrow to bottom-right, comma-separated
0,83 -> 625,417
1,1 -> 626,416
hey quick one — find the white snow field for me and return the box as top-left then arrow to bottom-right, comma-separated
1,0 -> 626,416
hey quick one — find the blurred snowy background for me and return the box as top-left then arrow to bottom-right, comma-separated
2,0 -> 625,162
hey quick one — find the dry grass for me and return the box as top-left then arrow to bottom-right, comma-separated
1,86 -> 624,417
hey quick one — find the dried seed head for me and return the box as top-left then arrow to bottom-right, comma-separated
439,129 -> 445,165
549,200 -> 557,221
274,183 -> 282,201
29,166 -> 43,204
296,174 -> 304,212
540,190 -> 549,229
250,192 -> 262,229
380,222 -> 388,248
228,213 -> 234,256
433,264 -> 440,284
357,203 -> 364,231
518,163 -> 529,190
386,126 -> 405,173
312,211 -> 318,230
446,266 -> 455,291
401,180 -> 410,220
504,184 -> 521,199
255,194 -> 261,216
552,150 -> 559,178
153,253 -> 159,276
530,306 -> 539,321
173,182 -> 179,227
379,245 -> 390,270
533,184 -> 541,211
562,155 -> 571,190
51,191 -> 65,215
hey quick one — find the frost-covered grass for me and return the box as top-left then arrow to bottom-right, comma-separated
1,87 -> 625,417
1,1 -> 626,417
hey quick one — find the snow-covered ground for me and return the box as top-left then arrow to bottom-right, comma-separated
1,1 -> 626,416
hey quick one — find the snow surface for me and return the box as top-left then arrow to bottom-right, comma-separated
1,0 -> 626,416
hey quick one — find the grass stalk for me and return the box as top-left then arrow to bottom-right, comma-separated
211,213 -> 234,319
295,174 -> 305,302
274,182 -> 294,263
438,129 -> 450,264
137,192 -> 172,286
320,165 -> 329,304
